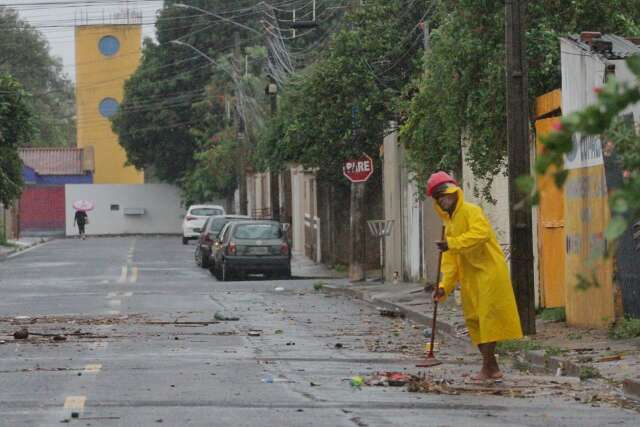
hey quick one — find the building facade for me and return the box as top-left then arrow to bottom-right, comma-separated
75,24 -> 144,184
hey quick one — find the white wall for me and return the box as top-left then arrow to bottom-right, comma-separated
65,184 -> 186,236
291,165 -> 305,254
461,148 -> 511,245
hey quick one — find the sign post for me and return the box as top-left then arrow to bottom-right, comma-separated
343,154 -> 374,183
343,154 -> 373,282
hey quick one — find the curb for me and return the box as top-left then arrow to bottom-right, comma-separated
0,238 -> 51,261
523,350 -> 640,401
324,284 -> 640,402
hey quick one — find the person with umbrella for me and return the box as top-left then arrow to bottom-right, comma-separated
426,171 -> 522,382
72,200 -> 92,240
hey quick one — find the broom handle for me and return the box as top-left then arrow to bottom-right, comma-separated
428,225 -> 445,357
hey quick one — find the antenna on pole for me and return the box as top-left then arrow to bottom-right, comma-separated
290,0 -> 318,29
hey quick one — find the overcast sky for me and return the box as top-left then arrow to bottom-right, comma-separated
6,0 -> 164,82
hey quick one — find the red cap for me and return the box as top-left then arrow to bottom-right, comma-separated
426,171 -> 458,197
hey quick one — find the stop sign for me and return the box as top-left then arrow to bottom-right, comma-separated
343,154 -> 374,183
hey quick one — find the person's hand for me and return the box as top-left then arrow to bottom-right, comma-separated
432,287 -> 445,303
435,240 -> 449,252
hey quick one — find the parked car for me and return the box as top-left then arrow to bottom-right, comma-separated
194,214 -> 250,269
210,220 -> 291,281
181,204 -> 225,244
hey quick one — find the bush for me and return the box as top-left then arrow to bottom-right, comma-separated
496,339 -> 542,355
609,317 -> 640,340
538,307 -> 566,322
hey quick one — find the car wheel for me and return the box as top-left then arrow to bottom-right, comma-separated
281,266 -> 291,280
182,236 -> 188,245
209,262 -> 219,279
194,246 -> 202,267
201,252 -> 210,269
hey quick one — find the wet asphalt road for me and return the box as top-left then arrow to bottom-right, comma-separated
0,237 -> 637,426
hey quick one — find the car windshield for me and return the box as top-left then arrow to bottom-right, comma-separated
233,224 -> 282,240
190,208 -> 223,217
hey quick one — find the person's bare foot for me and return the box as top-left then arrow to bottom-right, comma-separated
468,368 -> 502,382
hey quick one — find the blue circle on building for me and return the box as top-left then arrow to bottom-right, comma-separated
99,98 -> 119,118
98,35 -> 120,56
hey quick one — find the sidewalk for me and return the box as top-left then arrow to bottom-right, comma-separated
322,280 -> 640,401
0,237 -> 50,260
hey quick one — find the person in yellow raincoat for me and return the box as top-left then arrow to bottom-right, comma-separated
427,171 -> 522,381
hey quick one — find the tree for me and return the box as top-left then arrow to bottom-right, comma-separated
112,0 -> 260,185
257,0 -> 426,181
0,74 -> 33,205
0,7 -> 75,147
400,0 -> 640,198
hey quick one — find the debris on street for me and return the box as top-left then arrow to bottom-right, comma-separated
214,311 -> 240,321
364,372 -> 414,387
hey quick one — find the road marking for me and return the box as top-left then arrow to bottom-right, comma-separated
84,364 -> 102,374
129,267 -> 138,283
107,292 -> 132,298
117,265 -> 128,283
64,396 -> 86,410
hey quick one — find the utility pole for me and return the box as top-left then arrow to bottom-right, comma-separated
234,31 -> 248,215
267,79 -> 280,221
505,0 -> 535,335
347,0 -> 365,282
349,105 -> 366,282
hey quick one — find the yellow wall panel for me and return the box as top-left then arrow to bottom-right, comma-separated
75,25 -> 144,184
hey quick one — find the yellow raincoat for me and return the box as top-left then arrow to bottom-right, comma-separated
435,187 -> 523,345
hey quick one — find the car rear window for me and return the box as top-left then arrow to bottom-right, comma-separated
209,217 -> 230,234
190,208 -> 223,217
233,224 -> 282,240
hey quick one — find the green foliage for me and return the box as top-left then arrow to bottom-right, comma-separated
496,339 -> 542,355
0,74 -> 33,205
313,281 -> 327,291
257,0 -> 425,182
608,317 -> 640,340
401,1 -> 640,197
544,346 -> 564,357
579,365 -> 601,381
0,7 -> 75,147
180,129 -> 239,206
538,307 -> 566,322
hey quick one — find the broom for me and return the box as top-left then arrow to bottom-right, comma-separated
416,226 -> 445,368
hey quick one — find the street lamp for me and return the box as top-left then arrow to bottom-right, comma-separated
170,39 -> 212,62
174,3 -> 262,35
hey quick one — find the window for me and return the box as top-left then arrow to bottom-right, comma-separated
190,208 -> 223,216
233,223 -> 282,240
99,35 -> 120,56
220,224 -> 232,242
110,204 -> 120,211
99,98 -> 119,118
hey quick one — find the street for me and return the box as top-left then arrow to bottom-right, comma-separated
0,237 -> 637,426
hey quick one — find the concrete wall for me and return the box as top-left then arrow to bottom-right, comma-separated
461,150 -> 511,245
65,184 -> 185,236
383,126 -> 403,281
23,166 -> 92,186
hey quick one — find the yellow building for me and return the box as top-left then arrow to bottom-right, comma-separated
75,24 -> 144,184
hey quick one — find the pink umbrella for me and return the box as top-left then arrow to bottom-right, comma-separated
73,200 -> 94,211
